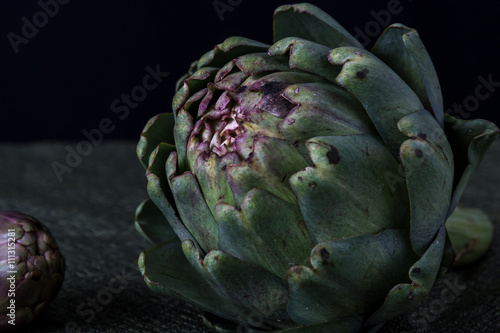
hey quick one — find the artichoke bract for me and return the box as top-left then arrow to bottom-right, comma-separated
0,211 -> 65,330
136,3 -> 499,332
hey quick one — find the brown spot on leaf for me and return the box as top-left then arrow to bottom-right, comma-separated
244,152 -> 254,162
259,82 -> 296,118
417,132 -> 427,140
415,149 -> 424,158
214,255 -> 219,261
298,176 -> 303,181
356,68 -> 369,79
308,182 -> 317,190
319,248 -> 330,262
326,147 -> 341,164
411,267 -> 421,274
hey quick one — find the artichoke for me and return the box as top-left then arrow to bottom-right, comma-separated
135,3 -> 499,332
0,211 -> 65,330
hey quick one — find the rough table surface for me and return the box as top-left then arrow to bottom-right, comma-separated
0,140 -> 498,333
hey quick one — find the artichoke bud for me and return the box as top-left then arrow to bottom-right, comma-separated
0,211 -> 65,330
188,74 -> 304,164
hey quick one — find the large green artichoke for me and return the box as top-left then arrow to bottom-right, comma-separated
135,3 -> 499,332
0,211 -> 65,330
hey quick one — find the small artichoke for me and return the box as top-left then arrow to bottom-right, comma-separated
135,3 -> 499,332
0,211 -> 65,330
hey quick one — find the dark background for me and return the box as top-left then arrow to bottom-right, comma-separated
1,0 -> 499,143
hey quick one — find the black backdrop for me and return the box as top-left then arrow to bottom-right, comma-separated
1,0 -> 499,142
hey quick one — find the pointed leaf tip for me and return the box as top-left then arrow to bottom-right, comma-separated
137,113 -> 176,169
274,3 -> 363,49
135,199 -> 178,244
445,115 -> 499,213
372,24 -> 444,127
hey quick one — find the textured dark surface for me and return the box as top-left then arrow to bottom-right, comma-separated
0,140 -> 498,333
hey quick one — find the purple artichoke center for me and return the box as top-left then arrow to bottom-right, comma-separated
191,78 -> 297,158
199,104 -> 245,157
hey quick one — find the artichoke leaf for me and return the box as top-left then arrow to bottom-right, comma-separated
290,134 -> 409,243
398,110 -> 454,255
137,113 -> 176,169
175,72 -> 190,93
173,108 -> 194,174
147,147 -> 202,253
173,67 -> 218,115
183,87 -> 209,116
175,60 -> 201,91
213,71 -> 248,92
197,84 -> 220,118
444,114 -> 500,214
287,230 -> 417,327
329,47 -> 424,157
139,240 -> 240,321
169,169 -> 219,254
372,24 -> 444,127
175,60 -> 199,91
365,226 -> 447,327
197,36 -> 270,70
134,199 -> 177,244
215,53 -> 291,83
236,53 -> 292,78
239,71 -> 322,122
400,137 -> 451,255
194,153 -> 240,217
268,37 -> 342,83
225,136 -> 309,207
273,3 -> 363,49
217,188 -> 313,279
182,240 -> 295,330
280,81 -> 376,142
